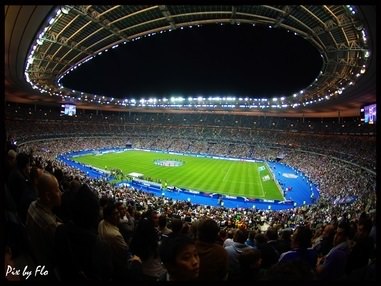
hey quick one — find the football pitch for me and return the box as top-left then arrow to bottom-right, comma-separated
73,150 -> 284,201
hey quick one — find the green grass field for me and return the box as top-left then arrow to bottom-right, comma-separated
73,150 -> 284,200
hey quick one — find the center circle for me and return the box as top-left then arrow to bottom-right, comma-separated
154,159 -> 184,167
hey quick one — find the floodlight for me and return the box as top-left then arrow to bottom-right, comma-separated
61,6 -> 69,14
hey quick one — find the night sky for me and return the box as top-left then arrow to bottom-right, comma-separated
62,24 -> 323,99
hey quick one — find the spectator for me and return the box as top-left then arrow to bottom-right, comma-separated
238,248 -> 264,281
216,228 -> 227,246
169,217 -> 183,236
4,149 -> 17,182
158,234 -> 199,281
26,171 -> 62,277
7,152 -> 32,223
278,225 -> 317,270
55,184 -> 113,281
345,213 -> 375,275
245,229 -> 257,248
98,201 -> 130,281
313,224 -> 336,257
255,232 -> 278,270
18,166 -> 42,224
316,220 -> 351,280
223,228 -> 235,248
129,211 -> 166,280
277,228 -> 292,254
224,228 -> 254,280
158,214 -> 172,237
265,260 -> 316,280
116,201 -> 135,244
195,218 -> 228,280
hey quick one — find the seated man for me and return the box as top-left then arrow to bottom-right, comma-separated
316,220 -> 352,280
224,229 -> 254,280
26,171 -> 62,277
278,225 -> 317,270
55,184 -> 113,281
98,201 -> 130,280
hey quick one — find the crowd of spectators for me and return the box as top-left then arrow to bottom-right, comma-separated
4,103 -> 376,282
6,102 -> 376,172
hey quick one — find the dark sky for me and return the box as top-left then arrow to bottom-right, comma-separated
62,24 -> 323,99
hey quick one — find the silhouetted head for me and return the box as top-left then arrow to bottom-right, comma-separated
197,218 -> 219,243
159,234 -> 199,281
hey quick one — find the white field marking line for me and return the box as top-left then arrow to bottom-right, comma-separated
264,162 -> 285,200
222,162 -> 258,184
222,164 -> 234,182
257,165 -> 265,197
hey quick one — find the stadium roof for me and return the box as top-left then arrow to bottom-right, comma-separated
5,5 -> 376,117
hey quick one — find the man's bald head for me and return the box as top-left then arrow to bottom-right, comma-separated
37,172 -> 62,209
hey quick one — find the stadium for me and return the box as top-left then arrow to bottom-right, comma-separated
4,5 -> 376,282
